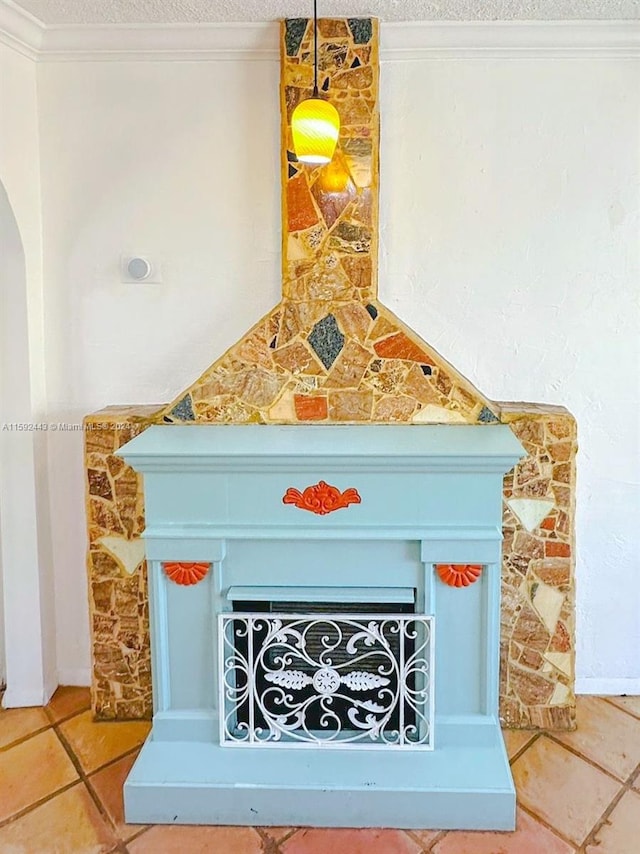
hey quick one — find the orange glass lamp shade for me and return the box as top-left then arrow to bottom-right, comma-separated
291,98 -> 340,165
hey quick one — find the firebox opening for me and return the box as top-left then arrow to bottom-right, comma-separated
227,596 -> 421,743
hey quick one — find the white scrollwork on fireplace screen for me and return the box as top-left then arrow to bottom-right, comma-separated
219,613 -> 434,749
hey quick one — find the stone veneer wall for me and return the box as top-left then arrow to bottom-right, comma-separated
84,402 -> 576,728
500,404 -> 577,729
83,19 -> 576,729
159,17 -> 499,429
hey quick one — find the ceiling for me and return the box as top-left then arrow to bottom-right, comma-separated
12,0 -> 640,26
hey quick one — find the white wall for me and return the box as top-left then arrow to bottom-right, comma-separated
380,58 -> 640,694
0,42 -> 57,705
36,51 -> 639,692
37,59 -> 281,685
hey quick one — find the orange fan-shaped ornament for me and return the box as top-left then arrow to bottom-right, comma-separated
163,562 -> 210,586
436,564 -> 483,588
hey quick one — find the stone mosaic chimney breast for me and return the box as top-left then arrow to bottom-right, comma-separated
85,18 -> 577,734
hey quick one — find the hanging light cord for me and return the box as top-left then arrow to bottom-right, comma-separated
313,0 -> 319,97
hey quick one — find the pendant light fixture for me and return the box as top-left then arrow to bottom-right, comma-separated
291,0 -> 340,165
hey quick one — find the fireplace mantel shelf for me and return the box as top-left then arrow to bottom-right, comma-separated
119,423 -> 524,460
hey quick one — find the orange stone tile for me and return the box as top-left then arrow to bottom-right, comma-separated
432,808 -> 574,853
324,340 -> 373,388
327,389 -> 373,421
273,341 -> 324,374
550,621 -> 572,652
0,729 -> 78,822
409,829 -> 443,847
0,782 -> 116,854
368,315 -> 399,341
341,256 -> 372,294
502,728 -> 537,760
373,332 -> 433,364
282,828 -> 421,854
317,19 -> 349,38
89,749 -> 144,841
511,736 -> 620,846
294,394 -> 328,421
554,696 -> 640,780
402,363 -> 445,405
45,686 -> 91,724
333,302 -> 373,342
0,705 -> 50,749
545,541 -> 571,557
128,825 -> 264,853
606,695 -> 640,719
585,789 -> 640,854
534,558 -> 571,588
59,710 -> 150,774
372,395 -> 416,421
288,173 -> 320,232
259,826 -> 297,844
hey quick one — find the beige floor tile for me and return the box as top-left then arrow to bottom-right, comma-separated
555,696 -> 640,780
45,686 -> 91,724
58,710 -> 150,774
0,782 -> 116,854
433,807 -> 574,853
0,706 -> 50,749
0,728 -> 78,822
502,729 -> 537,760
585,789 -> 640,854
605,695 -> 640,719
512,735 -> 620,846
88,748 -> 145,841
128,824 -> 264,853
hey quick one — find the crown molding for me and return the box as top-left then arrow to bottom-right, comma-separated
382,20 -> 640,61
0,7 -> 638,63
41,21 -> 277,62
0,0 -> 43,59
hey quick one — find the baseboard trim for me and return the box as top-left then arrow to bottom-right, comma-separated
575,677 -> 640,696
57,668 -> 91,687
2,686 -> 48,707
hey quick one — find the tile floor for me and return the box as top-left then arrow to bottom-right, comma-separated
1,689 -> 639,853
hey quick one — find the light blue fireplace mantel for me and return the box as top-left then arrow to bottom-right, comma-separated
118,424 -> 524,830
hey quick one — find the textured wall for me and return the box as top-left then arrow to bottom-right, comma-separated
36,32 -> 639,695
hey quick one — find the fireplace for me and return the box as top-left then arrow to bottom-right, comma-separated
84,12 -> 578,831
117,424 -> 523,828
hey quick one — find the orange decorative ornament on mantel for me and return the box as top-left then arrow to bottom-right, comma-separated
163,562 -> 210,586
283,481 -> 361,515
436,564 -> 483,588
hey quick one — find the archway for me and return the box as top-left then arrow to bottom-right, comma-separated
0,180 -> 54,706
